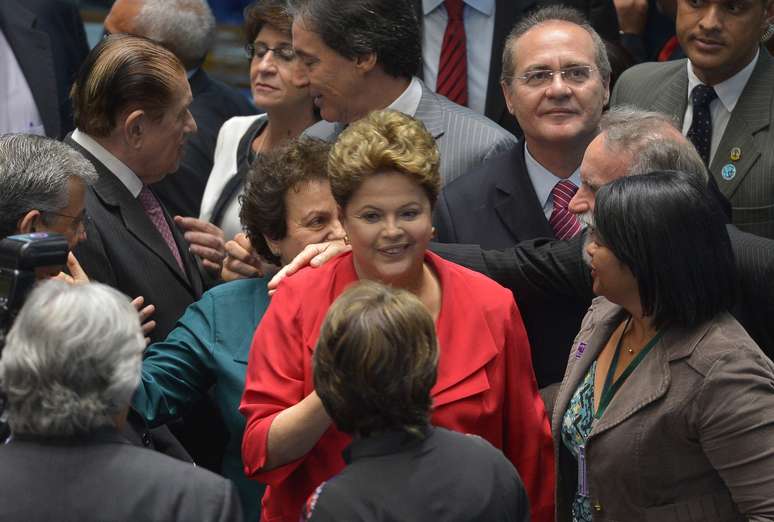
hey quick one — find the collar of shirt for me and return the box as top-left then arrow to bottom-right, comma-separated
342,426 -> 432,464
686,50 -> 759,113
71,128 -> 144,197
524,142 -> 582,214
422,0 -> 494,16
387,76 -> 424,117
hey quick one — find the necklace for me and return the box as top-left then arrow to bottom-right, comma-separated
619,316 -> 635,354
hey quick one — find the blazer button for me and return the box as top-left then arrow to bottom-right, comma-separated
142,432 -> 152,447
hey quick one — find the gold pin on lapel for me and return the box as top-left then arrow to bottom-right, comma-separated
730,147 -> 742,162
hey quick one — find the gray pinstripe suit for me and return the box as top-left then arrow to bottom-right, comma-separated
610,50 -> 774,238
304,78 -> 517,186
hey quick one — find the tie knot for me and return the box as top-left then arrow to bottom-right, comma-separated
551,180 -> 578,209
138,186 -> 160,211
444,0 -> 465,21
691,84 -> 717,107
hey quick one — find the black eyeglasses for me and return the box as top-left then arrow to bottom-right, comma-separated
245,42 -> 296,63
43,210 -> 91,231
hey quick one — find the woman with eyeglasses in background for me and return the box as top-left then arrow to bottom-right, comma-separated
200,0 -> 317,243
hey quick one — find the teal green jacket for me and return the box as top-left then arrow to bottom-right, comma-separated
133,278 -> 269,521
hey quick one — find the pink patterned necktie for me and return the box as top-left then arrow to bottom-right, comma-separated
549,180 -> 582,240
138,186 -> 184,271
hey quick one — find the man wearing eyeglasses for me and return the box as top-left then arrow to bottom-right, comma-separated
433,6 -> 609,385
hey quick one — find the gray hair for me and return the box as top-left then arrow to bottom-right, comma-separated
134,0 -> 216,69
600,106 -> 709,183
0,134 -> 98,239
501,5 -> 611,84
0,281 -> 145,436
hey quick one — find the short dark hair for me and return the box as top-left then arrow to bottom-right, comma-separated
71,34 -> 185,137
314,281 -> 438,438
244,0 -> 293,45
239,137 -> 330,265
288,0 -> 421,79
593,171 -> 736,330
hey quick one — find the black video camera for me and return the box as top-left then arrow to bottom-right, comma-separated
0,232 -> 68,440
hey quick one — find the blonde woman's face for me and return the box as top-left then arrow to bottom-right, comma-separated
341,171 -> 433,287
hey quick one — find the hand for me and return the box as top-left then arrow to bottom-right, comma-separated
222,233 -> 264,281
174,216 -> 225,275
132,296 -> 156,346
52,252 -> 90,285
614,0 -> 648,35
267,240 -> 350,295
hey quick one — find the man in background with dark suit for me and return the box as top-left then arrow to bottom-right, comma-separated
0,280 -> 243,522
611,0 -> 774,238
289,0 -> 517,187
433,7 -> 609,382
0,0 -> 88,139
104,0 -> 257,219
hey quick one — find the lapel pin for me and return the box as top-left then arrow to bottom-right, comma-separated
721,163 -> 736,181
730,147 -> 742,162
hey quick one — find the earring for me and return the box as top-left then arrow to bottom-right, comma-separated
762,23 -> 774,42
431,226 -> 436,239
343,234 -> 350,245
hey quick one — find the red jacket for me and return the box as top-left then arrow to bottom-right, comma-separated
240,251 -> 555,522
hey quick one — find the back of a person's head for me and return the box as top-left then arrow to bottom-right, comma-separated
133,0 -> 216,70
313,281 -> 438,438
0,133 -> 97,239
0,280 -> 144,436
70,33 -> 185,137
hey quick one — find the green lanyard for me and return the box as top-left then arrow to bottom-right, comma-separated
595,318 -> 664,419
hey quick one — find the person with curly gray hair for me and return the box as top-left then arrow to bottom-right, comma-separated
0,280 -> 243,522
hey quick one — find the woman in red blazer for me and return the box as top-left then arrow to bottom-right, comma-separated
240,110 -> 554,522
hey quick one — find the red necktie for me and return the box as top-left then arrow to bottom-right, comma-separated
138,186 -> 185,271
549,180 -> 582,240
436,0 -> 468,106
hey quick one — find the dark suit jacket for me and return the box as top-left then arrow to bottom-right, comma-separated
153,68 -> 257,218
413,0 -> 531,137
433,145 -> 589,386
431,224 -> 774,382
67,137 -> 205,343
0,0 -> 88,139
611,51 -> 774,238
0,428 -> 243,522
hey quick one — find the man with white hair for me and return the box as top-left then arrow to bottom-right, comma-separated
0,281 -> 243,522
104,0 -> 257,218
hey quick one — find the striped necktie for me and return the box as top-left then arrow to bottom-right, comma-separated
436,0 -> 468,106
549,180 -> 582,240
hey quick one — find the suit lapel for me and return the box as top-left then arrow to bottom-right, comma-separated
66,137 -> 193,287
652,61 -> 689,125
0,1 -> 60,138
414,82 -> 446,140
493,145 -> 555,240
709,52 -> 774,199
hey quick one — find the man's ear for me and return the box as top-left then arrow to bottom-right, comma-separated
354,52 -> 378,75
501,80 -> 516,116
17,209 -> 42,234
123,109 -> 146,150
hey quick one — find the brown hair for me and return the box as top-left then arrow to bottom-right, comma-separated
327,110 -> 440,210
70,34 -> 185,137
313,281 -> 438,438
244,0 -> 293,44
239,137 -> 331,265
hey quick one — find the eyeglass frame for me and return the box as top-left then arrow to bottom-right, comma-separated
505,65 -> 597,88
244,42 -> 297,63
42,209 -> 91,231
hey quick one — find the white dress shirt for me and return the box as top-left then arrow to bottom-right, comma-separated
387,76 -> 424,117
0,28 -> 44,135
682,51 -> 758,165
524,143 -> 582,219
422,0 -> 495,115
71,129 -> 144,196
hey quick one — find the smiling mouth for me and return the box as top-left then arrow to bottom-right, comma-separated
378,244 -> 410,257
255,83 -> 278,91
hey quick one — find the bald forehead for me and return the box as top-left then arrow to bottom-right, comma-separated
104,0 -> 144,34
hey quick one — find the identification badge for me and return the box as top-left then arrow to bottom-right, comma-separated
578,444 -> 589,497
